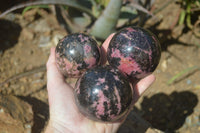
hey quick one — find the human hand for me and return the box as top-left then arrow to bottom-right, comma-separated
45,34 -> 156,133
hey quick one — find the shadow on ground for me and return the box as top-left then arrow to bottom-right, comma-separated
0,19 -> 22,52
118,109 -> 153,133
140,91 -> 198,132
18,96 -> 49,133
148,21 -> 194,52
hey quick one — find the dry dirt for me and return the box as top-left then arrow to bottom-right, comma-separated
0,1 -> 200,133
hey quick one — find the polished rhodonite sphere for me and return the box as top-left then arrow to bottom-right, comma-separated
107,27 -> 161,80
55,33 -> 100,77
74,66 -> 133,122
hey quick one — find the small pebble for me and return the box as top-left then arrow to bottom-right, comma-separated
186,79 -> 192,85
0,108 -> 4,113
38,36 -> 51,47
24,124 -> 32,129
161,60 -> 167,72
185,116 -> 192,126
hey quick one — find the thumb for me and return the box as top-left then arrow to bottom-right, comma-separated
46,47 -> 74,108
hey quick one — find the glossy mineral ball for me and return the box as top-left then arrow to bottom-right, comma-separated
74,66 -> 133,122
107,27 -> 161,80
55,33 -> 101,77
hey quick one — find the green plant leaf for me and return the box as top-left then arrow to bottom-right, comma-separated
90,0 -> 122,40
22,5 -> 49,16
178,10 -> 186,25
167,66 -> 199,85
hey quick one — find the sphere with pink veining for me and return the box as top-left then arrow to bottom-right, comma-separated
74,66 -> 133,122
55,33 -> 101,77
107,27 -> 161,80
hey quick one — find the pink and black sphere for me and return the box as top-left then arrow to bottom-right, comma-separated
107,27 -> 161,80
55,33 -> 101,77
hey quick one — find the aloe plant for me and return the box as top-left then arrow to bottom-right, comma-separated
90,0 -> 122,39
0,0 -> 154,40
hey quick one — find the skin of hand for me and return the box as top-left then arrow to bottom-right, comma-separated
45,34 -> 156,133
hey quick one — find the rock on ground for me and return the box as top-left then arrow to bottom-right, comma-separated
0,95 -> 33,133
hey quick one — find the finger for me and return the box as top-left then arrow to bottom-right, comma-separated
133,74 -> 156,103
100,33 -> 115,65
46,47 -> 65,85
136,74 -> 156,95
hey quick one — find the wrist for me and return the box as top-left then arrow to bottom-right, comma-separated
44,120 -> 72,133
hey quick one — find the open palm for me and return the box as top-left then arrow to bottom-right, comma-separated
45,34 -> 155,133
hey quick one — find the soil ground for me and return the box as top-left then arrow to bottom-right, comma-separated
0,0 -> 200,133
